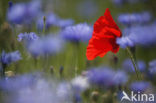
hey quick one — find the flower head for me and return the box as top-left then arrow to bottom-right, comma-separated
71,76 -> 89,92
130,81 -> 151,92
57,19 -> 74,28
87,67 -> 115,87
117,23 -> 156,48
18,32 -> 39,42
118,12 -> 152,25
7,1 -> 41,24
27,35 -> 63,57
86,8 -> 122,60
0,51 -> 21,65
61,23 -> 92,43
122,59 -> 146,73
113,70 -> 128,85
148,59 -> 156,77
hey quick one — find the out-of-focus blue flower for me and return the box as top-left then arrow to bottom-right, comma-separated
7,0 -> 41,24
130,81 -> 151,92
76,0 -> 98,19
57,19 -> 74,28
149,59 -> 156,68
0,73 -> 36,91
27,35 -> 64,57
56,82 -> 72,101
61,23 -> 93,43
113,70 -> 128,85
8,1 -> 13,10
117,23 -> 156,48
18,32 -> 39,43
0,73 -> 74,103
87,67 -> 115,87
7,3 -> 26,24
149,67 -> 156,76
122,59 -> 146,73
148,59 -> 156,77
112,0 -> 124,6
37,13 -> 59,30
112,0 -> 148,5
118,12 -> 152,25
0,51 -> 21,65
116,37 -> 134,48
37,13 -> 74,30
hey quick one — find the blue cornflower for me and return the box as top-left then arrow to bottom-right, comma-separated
149,59 -> 156,68
112,0 -> 124,6
7,3 -> 26,24
130,81 -> 151,92
87,67 -> 115,87
8,1 -> 13,10
0,51 -> 21,65
37,13 -> 59,30
27,35 -> 63,57
61,23 -> 93,43
118,12 -> 152,25
113,70 -> 128,85
57,19 -> 74,28
149,67 -> 156,76
18,32 -> 39,42
7,1 -> 41,24
116,37 -> 134,48
148,59 -> 156,77
122,59 -> 146,73
117,23 -> 156,48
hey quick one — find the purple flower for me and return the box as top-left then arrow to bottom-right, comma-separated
18,32 -> 39,42
118,12 -> 152,25
130,81 -> 151,92
113,70 -> 128,85
7,1 -> 41,24
149,67 -> 156,76
117,23 -> 156,48
0,51 -> 21,65
61,23 -> 93,43
116,37 -> 134,48
0,73 -> 36,91
148,59 -> 156,76
7,3 -> 26,24
87,67 -> 115,87
122,59 -> 146,73
37,13 -> 59,30
149,59 -> 156,68
112,0 -> 124,6
57,19 -> 74,28
27,35 -> 64,57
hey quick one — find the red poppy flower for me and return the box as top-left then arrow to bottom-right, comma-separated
86,8 -> 122,60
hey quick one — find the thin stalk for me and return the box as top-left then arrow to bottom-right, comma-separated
126,47 -> 140,80
43,16 -> 46,35
74,43 -> 79,77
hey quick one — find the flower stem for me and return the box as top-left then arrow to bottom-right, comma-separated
74,43 -> 79,77
43,16 -> 46,35
126,47 -> 141,80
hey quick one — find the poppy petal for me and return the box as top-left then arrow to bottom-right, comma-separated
86,8 -> 121,60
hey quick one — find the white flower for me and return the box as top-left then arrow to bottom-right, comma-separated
71,76 -> 89,92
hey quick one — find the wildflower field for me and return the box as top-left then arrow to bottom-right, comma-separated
0,0 -> 156,103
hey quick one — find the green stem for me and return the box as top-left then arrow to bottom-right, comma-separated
126,47 -> 140,80
74,43 -> 79,77
43,16 -> 46,35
